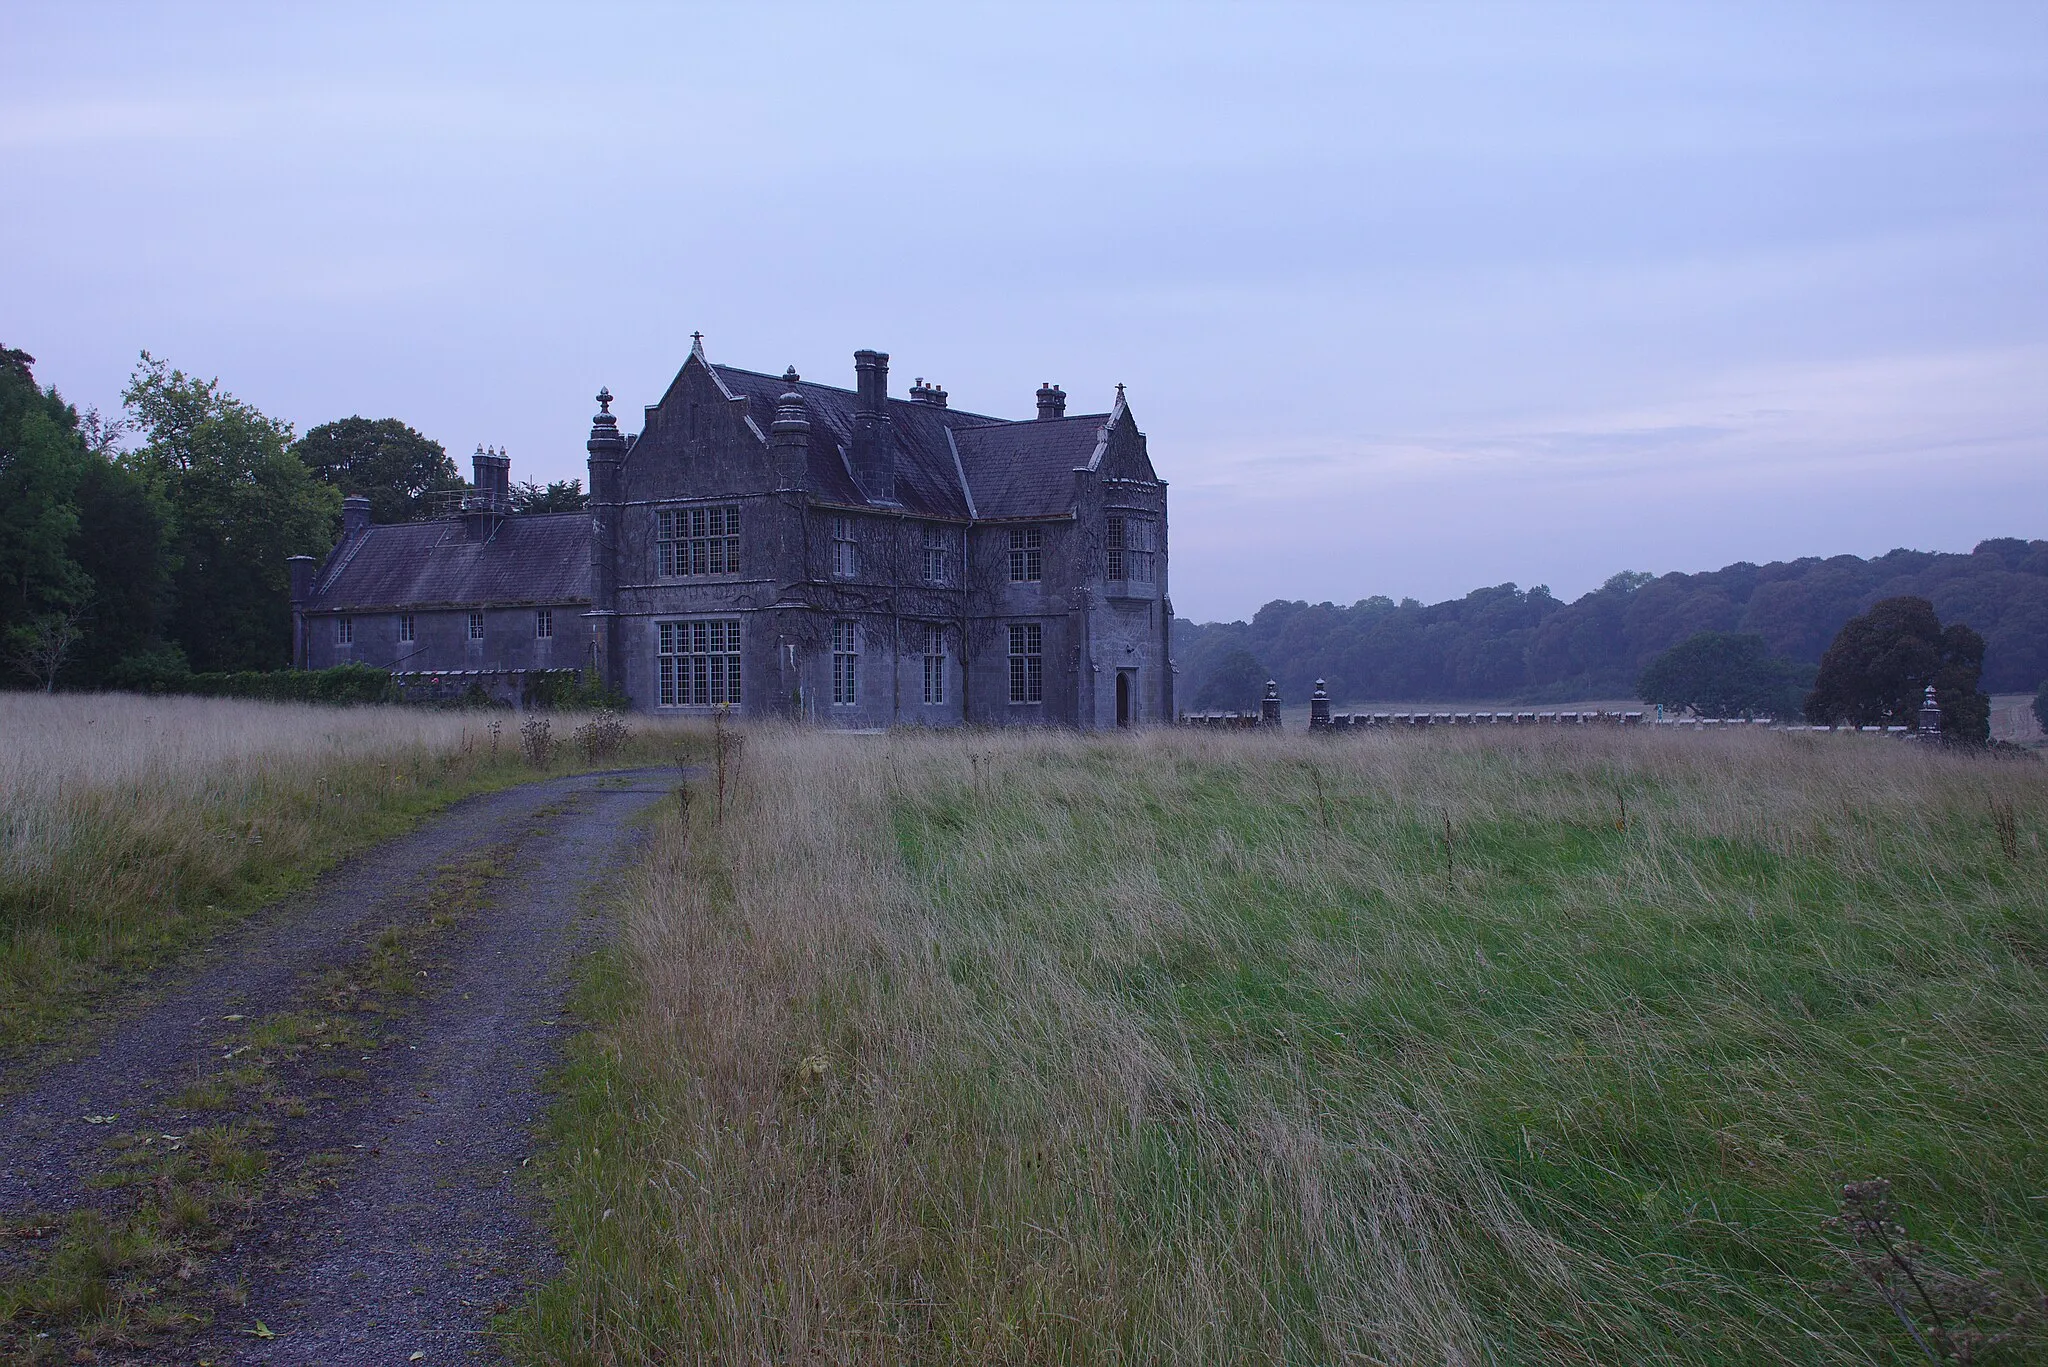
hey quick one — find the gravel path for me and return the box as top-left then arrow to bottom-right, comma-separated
0,768 -> 674,1364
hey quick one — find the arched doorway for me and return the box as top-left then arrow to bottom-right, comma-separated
1116,670 -> 1133,727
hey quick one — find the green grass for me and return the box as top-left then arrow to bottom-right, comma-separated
516,727 -> 2048,1364
0,695 -> 702,1059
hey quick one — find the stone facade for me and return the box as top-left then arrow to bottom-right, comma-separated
293,341 -> 1171,727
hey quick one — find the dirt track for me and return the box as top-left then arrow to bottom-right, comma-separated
0,768 -> 673,1364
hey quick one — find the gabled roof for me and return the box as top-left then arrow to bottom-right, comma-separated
710,364 -> 1115,522
307,513 -> 591,612
951,414 -> 1111,519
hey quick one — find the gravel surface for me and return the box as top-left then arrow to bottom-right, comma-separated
0,767 -> 674,1364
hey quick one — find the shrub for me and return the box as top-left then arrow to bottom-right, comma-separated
105,658 -> 397,705
520,716 -> 555,768
523,666 -> 623,711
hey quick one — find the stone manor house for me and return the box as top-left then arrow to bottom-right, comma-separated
290,340 -> 1171,727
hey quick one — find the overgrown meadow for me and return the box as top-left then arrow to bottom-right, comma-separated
521,725 -> 2048,1365
0,693 -> 693,1055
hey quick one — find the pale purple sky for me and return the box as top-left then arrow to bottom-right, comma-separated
4,3 -> 2044,621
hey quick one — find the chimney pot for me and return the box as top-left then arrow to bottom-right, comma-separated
853,349 -> 890,412
1036,382 -> 1067,420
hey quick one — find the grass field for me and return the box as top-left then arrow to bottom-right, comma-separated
520,725 -> 2048,1365
0,693 -> 693,1055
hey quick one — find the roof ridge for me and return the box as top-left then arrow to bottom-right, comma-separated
711,364 -> 1015,425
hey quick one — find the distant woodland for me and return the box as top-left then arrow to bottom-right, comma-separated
1177,543 -> 2048,708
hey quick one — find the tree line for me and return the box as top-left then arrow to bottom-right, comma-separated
1179,541 -> 2048,715
0,347 -> 583,689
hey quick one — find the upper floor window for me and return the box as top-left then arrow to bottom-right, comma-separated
658,505 -> 741,577
832,619 -> 859,706
831,516 -> 859,578
536,607 -> 553,639
336,615 -> 353,645
1008,622 -> 1043,704
468,611 -> 485,640
658,618 -> 741,707
1106,516 -> 1156,583
1008,527 -> 1043,583
921,526 -> 952,585
398,613 -> 415,643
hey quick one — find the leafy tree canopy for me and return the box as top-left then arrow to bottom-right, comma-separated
1803,596 -> 1990,741
1190,648 -> 1270,712
293,416 -> 462,525
510,478 -> 587,514
1,345 -> 172,689
1636,632 -> 1809,718
125,353 -> 339,672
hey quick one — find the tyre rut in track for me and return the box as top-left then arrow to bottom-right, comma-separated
0,767 -> 675,1364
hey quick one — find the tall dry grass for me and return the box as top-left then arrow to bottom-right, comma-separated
0,693 -> 692,1052
520,726 -> 2048,1365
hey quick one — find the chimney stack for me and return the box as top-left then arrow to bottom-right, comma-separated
342,494 -> 371,540
1036,382 -> 1067,420
471,444 -> 511,508
850,349 -> 897,502
854,349 -> 890,413
908,377 -> 948,407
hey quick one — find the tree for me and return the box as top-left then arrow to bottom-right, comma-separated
8,606 -> 86,692
1191,648 -> 1270,712
1804,596 -> 1990,741
2033,680 -> 2048,738
65,452 -> 173,683
1635,631 -> 1806,718
293,416 -> 462,524
125,353 -> 341,672
509,478 -> 588,514
0,347 -> 89,641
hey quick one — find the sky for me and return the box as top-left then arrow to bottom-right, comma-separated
3,2 -> 2044,623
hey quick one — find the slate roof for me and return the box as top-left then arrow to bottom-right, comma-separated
712,366 -> 1108,521
951,415 -> 1110,519
308,512 -> 591,611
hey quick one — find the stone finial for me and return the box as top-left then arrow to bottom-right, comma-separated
782,365 -> 800,385
1260,679 -> 1282,728
1917,683 -> 1942,740
1309,678 -> 1331,729
587,384 -> 626,461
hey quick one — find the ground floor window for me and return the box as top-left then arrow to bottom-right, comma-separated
658,619 -> 741,707
832,620 -> 859,706
536,607 -> 553,639
337,615 -> 353,645
1008,622 -> 1042,704
921,624 -> 946,705
398,613 -> 415,643
468,611 -> 485,640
